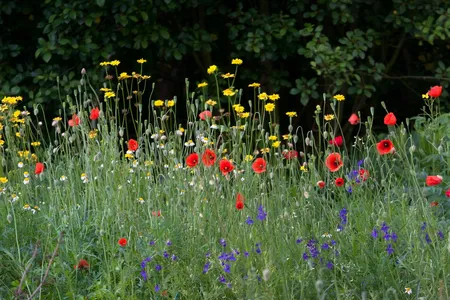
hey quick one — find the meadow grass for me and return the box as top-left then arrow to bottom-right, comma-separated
0,60 -> 449,299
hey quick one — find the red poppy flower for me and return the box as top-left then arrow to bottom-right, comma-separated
186,153 -> 199,168
317,181 -> 325,189
335,177 -> 345,187
283,150 -> 298,160
325,153 -> 344,172
428,86 -> 443,98
90,107 -> 100,120
376,140 -> 395,155
235,193 -> 244,210
68,114 -> 80,127
202,149 -> 216,166
199,110 -> 212,120
74,259 -> 90,270
118,237 -> 127,247
128,139 -> 138,151
35,162 -> 45,175
358,169 -> 370,181
430,201 -> 439,207
252,157 -> 267,174
329,136 -> 343,147
426,175 -> 442,186
348,113 -> 360,125
446,188 -> 450,198
219,159 -> 234,175
384,112 -> 397,126
152,210 -> 162,217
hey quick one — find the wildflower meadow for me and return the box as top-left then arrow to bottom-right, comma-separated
0,59 -> 449,299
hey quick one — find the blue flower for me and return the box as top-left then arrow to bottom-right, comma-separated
219,239 -> 227,247
438,231 -> 444,240
166,240 -> 172,246
296,238 -> 302,244
257,205 -> 267,221
219,275 -> 226,284
244,251 -> 249,257
154,284 -> 160,292
223,263 -> 231,273
203,262 -> 211,274
380,222 -> 389,234
171,254 -> 177,261
163,251 -> 169,258
391,232 -> 398,242
339,208 -> 348,225
149,240 -> 155,246
245,216 -> 254,225
421,222 -> 427,231
321,243 -> 329,250
326,261 -> 334,269
155,264 -> 162,271
140,269 -> 148,281
386,244 -> 394,255
302,252 -> 309,260
357,159 -> 364,167
425,233 -> 432,244
371,228 -> 378,239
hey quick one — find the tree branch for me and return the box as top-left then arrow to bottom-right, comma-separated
381,73 -> 450,81
15,241 -> 40,299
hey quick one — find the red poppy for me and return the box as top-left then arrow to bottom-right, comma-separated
199,110 -> 212,120
428,86 -> 443,98
325,153 -> 344,172
235,193 -> 244,210
430,201 -> 439,207
446,188 -> 450,198
384,112 -> 397,126
252,157 -> 267,174
90,107 -> 100,120
335,177 -> 345,187
74,259 -> 90,270
118,237 -> 127,247
348,113 -> 360,125
35,162 -> 45,175
426,175 -> 442,186
283,150 -> 298,160
68,114 -> 80,127
358,169 -> 370,181
219,159 -> 234,175
202,149 -> 216,166
329,136 -> 343,147
152,210 -> 162,217
376,140 -> 395,155
186,153 -> 199,168
128,139 -> 138,151
317,181 -> 325,189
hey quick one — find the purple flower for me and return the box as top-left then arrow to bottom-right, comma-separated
296,238 -> 302,244
438,231 -> 444,240
386,244 -> 394,255
321,243 -> 329,250
219,239 -> 227,247
154,284 -> 160,292
163,251 -> 169,258
223,263 -> 231,273
346,186 -> 353,194
357,159 -> 364,167
391,232 -> 398,242
302,252 -> 309,260
383,233 -> 391,241
171,254 -> 177,261
326,261 -> 334,269
203,262 -> 211,274
219,275 -> 226,284
149,240 -> 156,246
348,170 -> 359,180
233,249 -> 240,255
381,222 -> 389,234
205,252 -> 211,258
140,269 -> 148,281
155,264 -> 162,271
257,205 -> 267,221
331,240 -> 336,246
244,251 -> 249,257
421,222 -> 427,231
371,228 -> 378,239
245,216 -> 254,225
339,208 -> 348,225
425,233 -> 432,244
166,240 -> 172,246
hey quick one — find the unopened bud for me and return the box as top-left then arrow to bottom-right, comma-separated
81,68 -> 86,75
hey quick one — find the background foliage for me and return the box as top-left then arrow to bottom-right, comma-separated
1,0 -> 450,132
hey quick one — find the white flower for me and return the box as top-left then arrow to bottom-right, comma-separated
404,287 -> 412,295
18,162 -> 24,168
322,233 -> 332,238
23,178 -> 30,185
210,124 -> 219,129
184,140 -> 195,147
60,175 -> 67,181
137,197 -> 145,204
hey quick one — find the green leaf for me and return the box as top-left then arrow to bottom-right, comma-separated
96,0 -> 105,7
160,28 -> 170,40
173,50 -> 182,60
140,12 -> 148,21
43,52 -> 52,63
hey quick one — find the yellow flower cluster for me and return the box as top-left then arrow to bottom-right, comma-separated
154,100 -> 164,107
233,104 -> 245,113
206,99 -> 216,106
231,58 -> 243,65
99,60 -> 121,66
2,96 -> 23,105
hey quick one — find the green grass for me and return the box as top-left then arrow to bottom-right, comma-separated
0,60 -> 449,299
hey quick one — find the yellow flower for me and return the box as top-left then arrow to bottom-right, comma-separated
300,165 -> 308,172
207,65 -> 218,74
154,100 -> 164,107
124,153 -> 134,159
422,93 -> 429,99
282,134 -> 292,140
198,82 -> 208,88
258,92 -> 268,101
104,92 -> 116,99
324,114 -> 335,121
145,160 -> 154,166
272,141 -> 281,148
99,61 -> 110,66
18,150 -> 30,157
31,142 -> 41,147
264,103 -> 275,112
0,104 -> 8,112
100,87 -> 111,92
0,177 -> 8,184
53,117 -> 62,122
13,110 -> 21,118
15,132 -> 22,138
89,130 -> 98,139
268,135 -> 277,141
223,88 -> 236,97
166,100 -> 175,107
231,58 -> 243,65
232,104 -> 244,113
205,99 -> 217,106
0,139 -> 4,146
260,148 -> 270,154
110,60 -> 121,66
333,94 -> 345,101
268,94 -> 280,101
141,75 -> 151,80
178,127 -> 185,133
0,123 -> 3,131
221,73 -> 235,79
137,58 -> 147,64
31,154 -> 38,161
244,155 -> 254,162
286,111 -> 297,117
239,112 -> 250,118
239,125 -> 245,130
118,72 -> 131,80
248,82 -> 261,88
